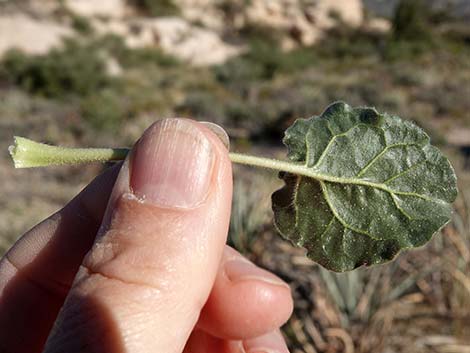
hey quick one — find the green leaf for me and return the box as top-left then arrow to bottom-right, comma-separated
272,102 -> 457,272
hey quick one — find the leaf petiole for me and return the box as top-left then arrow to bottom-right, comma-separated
9,137 -> 129,168
9,136 -> 294,173
9,136 -> 350,181
5,136 -> 450,205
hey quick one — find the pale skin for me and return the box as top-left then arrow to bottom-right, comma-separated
0,119 -> 293,353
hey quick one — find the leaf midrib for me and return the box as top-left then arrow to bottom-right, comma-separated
229,152 -> 439,203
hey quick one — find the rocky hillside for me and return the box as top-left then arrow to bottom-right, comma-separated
1,0 -> 468,66
0,0 -> 366,66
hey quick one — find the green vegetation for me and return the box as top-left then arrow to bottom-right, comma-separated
0,40 -> 111,98
1,5 -> 469,139
0,36 -> 181,131
392,0 -> 431,41
128,0 -> 180,17
70,14 -> 94,35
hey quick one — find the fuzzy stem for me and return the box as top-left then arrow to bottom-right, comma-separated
9,136 -> 296,173
9,137 -> 129,168
228,152 -> 299,173
10,137 -> 425,200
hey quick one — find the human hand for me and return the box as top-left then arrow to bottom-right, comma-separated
0,119 -> 293,353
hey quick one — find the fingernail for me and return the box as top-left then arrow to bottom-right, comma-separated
130,119 -> 214,208
244,331 -> 289,353
200,122 -> 230,150
225,259 -> 289,288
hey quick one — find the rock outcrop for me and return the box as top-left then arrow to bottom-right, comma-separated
243,0 -> 363,47
93,17 -> 244,66
65,0 -> 127,18
174,0 -> 364,47
0,13 -> 72,56
0,0 -> 365,65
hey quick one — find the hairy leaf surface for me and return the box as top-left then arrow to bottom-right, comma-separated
272,102 -> 457,272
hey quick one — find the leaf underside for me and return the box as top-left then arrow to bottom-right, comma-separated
272,102 -> 457,272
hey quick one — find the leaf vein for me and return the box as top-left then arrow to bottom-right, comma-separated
319,181 -> 380,240
311,123 -> 371,168
356,142 -> 422,178
383,160 -> 428,185
230,153 -> 439,203
319,216 -> 335,241
390,194 -> 413,220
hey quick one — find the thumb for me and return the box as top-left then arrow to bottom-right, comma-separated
45,119 -> 233,353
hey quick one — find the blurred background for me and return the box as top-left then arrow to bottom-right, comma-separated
0,0 -> 469,352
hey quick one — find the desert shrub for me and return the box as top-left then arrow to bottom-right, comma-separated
238,23 -> 282,46
215,23 -> 317,83
390,64 -> 428,86
316,27 -> 386,60
215,37 -> 288,83
244,40 -> 284,80
248,42 -> 319,78
0,35 -> 183,133
225,100 -> 258,124
383,39 -> 436,60
0,40 -> 112,98
119,47 -> 180,68
175,89 -> 291,134
214,56 -> 263,86
70,14 -> 94,35
247,82 -> 332,139
384,0 -> 470,60
93,34 -> 180,68
392,0 -> 431,41
441,23 -> 470,47
128,0 -> 180,17
176,91 -> 227,123
217,0 -> 250,26
215,42 -> 318,88
54,2 -> 94,35
81,89 -> 128,131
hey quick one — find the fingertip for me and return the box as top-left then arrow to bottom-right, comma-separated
243,330 -> 290,353
199,247 -> 293,340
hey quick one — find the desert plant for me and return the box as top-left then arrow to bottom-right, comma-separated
392,0 -> 431,42
8,102 -> 458,272
0,40 -> 112,98
128,0 -> 180,17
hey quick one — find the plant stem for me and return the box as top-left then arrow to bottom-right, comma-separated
10,137 -> 298,173
9,137 -> 129,168
5,137 -> 444,202
228,152 -> 298,174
